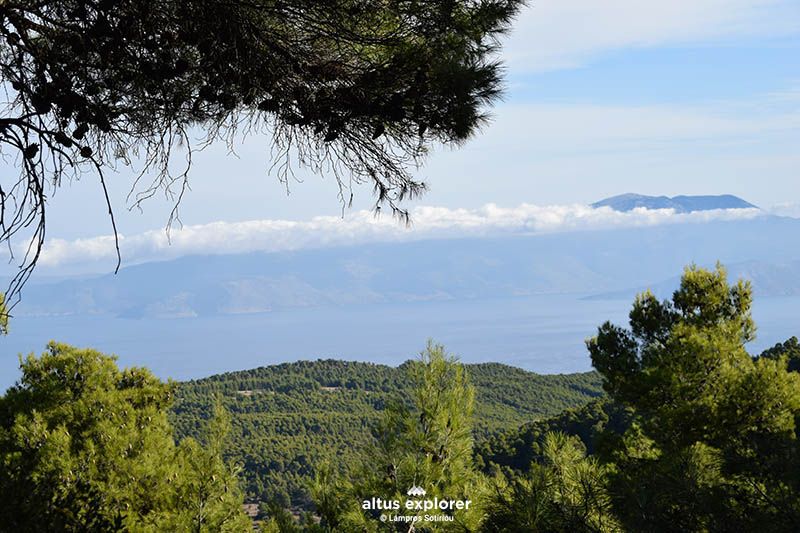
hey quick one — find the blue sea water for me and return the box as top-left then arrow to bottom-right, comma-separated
2,293 -> 799,391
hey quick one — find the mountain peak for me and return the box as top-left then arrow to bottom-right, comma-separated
592,193 -> 757,213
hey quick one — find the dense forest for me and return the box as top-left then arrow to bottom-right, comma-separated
170,359 -> 603,508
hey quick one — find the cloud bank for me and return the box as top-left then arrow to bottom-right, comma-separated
31,203 -> 766,269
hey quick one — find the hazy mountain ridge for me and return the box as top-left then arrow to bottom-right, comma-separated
14,215 -> 800,318
585,260 -> 800,301
592,193 -> 757,212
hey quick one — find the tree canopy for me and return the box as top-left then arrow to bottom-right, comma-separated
0,342 -> 250,531
588,265 -> 800,531
299,340 -> 488,531
482,431 -> 620,533
0,0 -> 525,301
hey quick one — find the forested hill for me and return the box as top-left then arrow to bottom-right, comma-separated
170,359 -> 602,508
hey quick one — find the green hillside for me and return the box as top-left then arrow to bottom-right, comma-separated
170,359 -> 602,508
474,397 -> 633,473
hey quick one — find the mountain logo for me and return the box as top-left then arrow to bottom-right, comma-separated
407,485 -> 426,497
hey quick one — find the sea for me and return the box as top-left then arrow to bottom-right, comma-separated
2,293 -> 799,391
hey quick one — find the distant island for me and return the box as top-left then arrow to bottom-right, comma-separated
592,193 -> 757,213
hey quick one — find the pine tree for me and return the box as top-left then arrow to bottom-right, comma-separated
310,340 -> 488,532
482,432 -> 620,533
588,265 -> 800,531
0,342 -> 249,532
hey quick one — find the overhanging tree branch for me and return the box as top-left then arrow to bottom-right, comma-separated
0,0 -> 526,309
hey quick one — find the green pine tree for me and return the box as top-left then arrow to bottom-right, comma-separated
588,264 -> 800,531
0,342 -> 250,532
482,432 -> 620,533
309,340 -> 488,532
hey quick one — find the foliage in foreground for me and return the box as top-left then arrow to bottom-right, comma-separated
291,341 -> 490,532
588,265 -> 800,532
482,432 -> 620,533
0,343 -> 249,532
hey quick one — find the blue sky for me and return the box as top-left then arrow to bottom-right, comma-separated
7,0 -> 800,272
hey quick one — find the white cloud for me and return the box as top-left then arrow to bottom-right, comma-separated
504,0 -> 800,72
31,203 -> 764,269
767,202 -> 800,218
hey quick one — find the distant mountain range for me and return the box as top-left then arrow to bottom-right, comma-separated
13,214 -> 800,318
592,193 -> 757,213
584,260 -> 800,301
